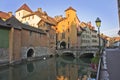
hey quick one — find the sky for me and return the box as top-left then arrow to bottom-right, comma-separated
0,0 -> 119,37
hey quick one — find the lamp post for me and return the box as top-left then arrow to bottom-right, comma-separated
95,17 -> 101,54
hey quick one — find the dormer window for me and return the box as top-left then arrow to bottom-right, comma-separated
68,14 -> 69,17
19,12 -> 20,16
32,15 -> 34,19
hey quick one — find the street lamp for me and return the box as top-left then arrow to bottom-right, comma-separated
95,17 -> 101,54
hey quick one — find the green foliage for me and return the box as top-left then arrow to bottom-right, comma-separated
91,56 -> 100,64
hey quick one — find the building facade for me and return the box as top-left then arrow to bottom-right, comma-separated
15,4 -> 57,52
54,7 -> 80,49
78,22 -> 99,49
0,16 -> 55,64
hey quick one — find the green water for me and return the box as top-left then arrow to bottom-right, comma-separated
0,56 -> 94,80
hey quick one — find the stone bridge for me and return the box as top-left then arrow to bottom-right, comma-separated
56,48 -> 99,58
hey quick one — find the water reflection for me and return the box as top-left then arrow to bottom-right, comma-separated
27,63 -> 34,73
0,56 -> 95,80
56,56 -> 93,80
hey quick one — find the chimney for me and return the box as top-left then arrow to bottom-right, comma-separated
8,12 -> 12,17
37,8 -> 42,12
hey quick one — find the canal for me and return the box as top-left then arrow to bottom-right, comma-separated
0,56 -> 96,80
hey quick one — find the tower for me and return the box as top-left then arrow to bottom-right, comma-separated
65,7 -> 78,48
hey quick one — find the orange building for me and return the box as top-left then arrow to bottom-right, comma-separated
55,7 -> 80,49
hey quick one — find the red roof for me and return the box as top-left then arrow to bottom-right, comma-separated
0,11 -> 11,19
65,6 -> 76,12
16,3 -> 33,12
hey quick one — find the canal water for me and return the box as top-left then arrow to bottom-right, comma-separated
0,56 -> 95,80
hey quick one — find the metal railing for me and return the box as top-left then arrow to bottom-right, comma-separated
96,57 -> 101,80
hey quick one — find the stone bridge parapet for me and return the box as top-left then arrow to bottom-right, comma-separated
56,48 -> 98,57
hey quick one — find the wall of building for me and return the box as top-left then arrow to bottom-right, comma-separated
22,15 -> 41,28
13,29 -> 22,62
20,29 -> 50,59
91,30 -> 98,48
0,28 -> 9,48
56,8 -> 78,48
16,10 -> 31,22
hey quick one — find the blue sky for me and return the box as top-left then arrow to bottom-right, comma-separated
0,0 -> 119,37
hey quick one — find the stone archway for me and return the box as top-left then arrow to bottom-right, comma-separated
60,41 -> 66,49
80,53 -> 94,58
27,48 -> 34,57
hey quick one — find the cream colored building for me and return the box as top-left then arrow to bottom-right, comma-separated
15,4 -> 56,28
79,22 -> 99,49
15,4 -> 57,52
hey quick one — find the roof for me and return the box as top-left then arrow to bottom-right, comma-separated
65,6 -> 76,12
6,16 -> 22,29
5,16 -> 45,34
23,10 -> 57,26
16,3 -> 33,12
0,11 -> 11,19
0,18 -> 11,28
56,18 -> 66,23
80,22 -> 87,28
112,37 -> 120,42
0,18 -> 5,23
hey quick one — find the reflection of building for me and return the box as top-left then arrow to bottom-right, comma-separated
0,57 -> 56,80
56,57 -> 93,80
54,7 -> 80,49
56,57 -> 79,80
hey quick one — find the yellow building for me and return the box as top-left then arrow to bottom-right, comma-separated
55,7 -> 80,49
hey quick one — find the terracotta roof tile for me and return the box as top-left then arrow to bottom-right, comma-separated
16,3 -> 33,12
23,10 -> 57,25
65,6 -> 76,12
0,11 -> 11,19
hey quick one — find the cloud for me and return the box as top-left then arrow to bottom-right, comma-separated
102,28 -> 120,37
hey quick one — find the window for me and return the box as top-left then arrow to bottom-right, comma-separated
74,18 -> 76,22
68,28 -> 69,32
28,17 -> 30,20
19,12 -> 20,16
39,33 -> 41,38
62,32 -> 65,39
68,22 -> 69,25
68,14 -> 69,17
32,15 -> 34,19
30,31 -> 32,36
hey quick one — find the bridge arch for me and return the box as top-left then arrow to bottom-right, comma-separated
62,51 -> 74,57
27,47 -> 34,58
60,41 -> 66,49
80,53 -> 94,58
